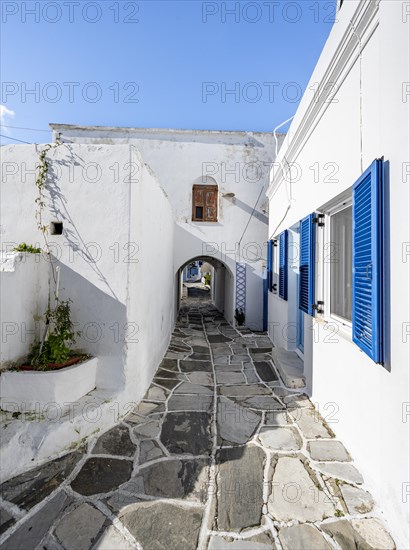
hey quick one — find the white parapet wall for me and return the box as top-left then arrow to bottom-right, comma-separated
0,357 -> 98,412
0,252 -> 50,370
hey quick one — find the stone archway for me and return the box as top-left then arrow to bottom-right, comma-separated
177,255 -> 234,322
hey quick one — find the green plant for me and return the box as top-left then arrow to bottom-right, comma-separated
35,142 -> 61,242
12,243 -> 42,254
34,141 -> 62,288
204,273 -> 211,286
30,300 -> 79,370
31,141 -> 80,369
235,307 -> 245,326
13,143 -> 80,371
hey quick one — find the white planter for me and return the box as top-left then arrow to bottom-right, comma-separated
0,357 -> 98,413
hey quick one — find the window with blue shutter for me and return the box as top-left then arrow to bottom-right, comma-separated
352,159 -> 384,364
278,230 -> 288,300
299,213 -> 316,316
267,239 -> 274,292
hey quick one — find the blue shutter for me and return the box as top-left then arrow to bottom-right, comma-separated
267,239 -> 273,292
352,159 -> 384,364
278,230 -> 288,300
299,213 -> 316,316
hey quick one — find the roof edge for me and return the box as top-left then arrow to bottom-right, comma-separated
49,123 -> 284,138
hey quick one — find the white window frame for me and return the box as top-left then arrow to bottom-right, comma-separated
319,190 -> 353,338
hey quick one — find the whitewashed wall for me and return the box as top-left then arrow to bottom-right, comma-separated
0,253 -> 49,369
51,127 -> 282,330
267,1 -> 410,546
0,143 -> 175,405
126,147 -> 175,398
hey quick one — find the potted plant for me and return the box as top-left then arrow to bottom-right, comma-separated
235,307 -> 245,327
20,299 -> 85,371
0,293 -> 98,411
12,243 -> 42,254
0,283 -> 98,412
0,144 -> 98,412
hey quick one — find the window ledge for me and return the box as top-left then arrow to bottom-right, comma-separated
317,315 -> 353,344
191,220 -> 221,225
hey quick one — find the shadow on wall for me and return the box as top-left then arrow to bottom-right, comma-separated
56,260 -> 127,394
233,197 -> 269,225
301,314 -> 314,398
40,146 -> 129,394
46,148 -> 121,302
244,261 -> 265,333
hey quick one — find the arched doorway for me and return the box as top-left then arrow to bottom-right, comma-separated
176,256 -> 234,323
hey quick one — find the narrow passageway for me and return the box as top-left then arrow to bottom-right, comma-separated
0,301 -> 395,549
183,282 -> 212,302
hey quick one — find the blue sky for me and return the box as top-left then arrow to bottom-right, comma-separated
0,1 -> 336,144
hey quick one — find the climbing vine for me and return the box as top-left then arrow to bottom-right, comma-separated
35,141 -> 61,255
12,143 -> 61,264
30,141 -> 81,368
7,140 -> 82,369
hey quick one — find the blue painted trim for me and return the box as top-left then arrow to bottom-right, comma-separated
299,213 -> 316,316
263,275 -> 268,332
278,230 -> 288,300
352,158 -> 384,364
267,239 -> 274,292
308,213 -> 316,317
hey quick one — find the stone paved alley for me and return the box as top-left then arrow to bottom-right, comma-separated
0,297 -> 396,549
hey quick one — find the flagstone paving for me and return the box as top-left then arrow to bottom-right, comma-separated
0,300 -> 396,549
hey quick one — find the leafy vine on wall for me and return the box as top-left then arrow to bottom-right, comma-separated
35,141 -> 61,260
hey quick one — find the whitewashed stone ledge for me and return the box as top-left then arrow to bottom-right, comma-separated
0,388 -> 128,483
0,357 -> 98,412
271,347 -> 306,389
0,251 -> 22,272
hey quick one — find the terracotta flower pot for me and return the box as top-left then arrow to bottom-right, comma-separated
18,356 -> 83,371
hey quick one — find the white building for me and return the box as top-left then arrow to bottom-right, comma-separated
0,128 -> 281,478
266,0 -> 410,546
48,125 -> 282,331
183,260 -> 202,282
1,1 -> 408,545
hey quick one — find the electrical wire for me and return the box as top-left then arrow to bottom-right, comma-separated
268,115 -> 296,240
237,184 -> 266,251
273,116 -> 295,205
269,204 -> 292,243
0,134 -> 33,144
0,124 -> 50,133
273,115 -> 294,159
237,115 -> 296,259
